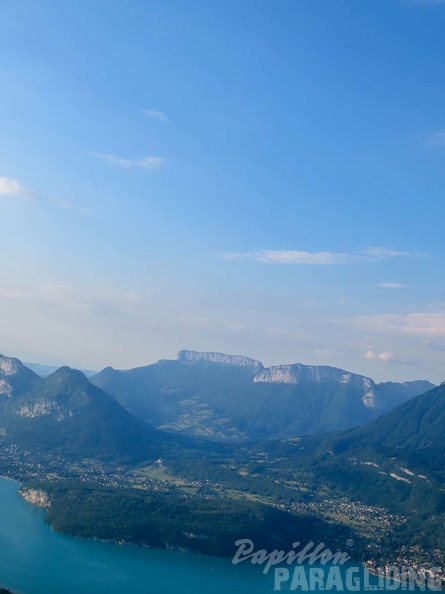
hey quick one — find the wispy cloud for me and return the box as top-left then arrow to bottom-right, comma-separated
0,176 -> 35,199
50,198 -> 92,215
93,152 -> 165,170
178,316 -> 243,333
364,247 -> 417,258
0,282 -> 147,319
220,247 -> 424,265
1,175 -> 90,214
222,250 -> 361,265
378,282 -> 409,289
352,312 -> 445,337
314,348 -> 333,359
425,130 -> 445,147
142,109 -> 169,124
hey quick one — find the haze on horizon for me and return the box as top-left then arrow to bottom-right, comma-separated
1,0 -> 445,384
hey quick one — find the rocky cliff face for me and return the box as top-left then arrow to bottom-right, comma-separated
175,352 -> 378,408
0,355 -> 39,397
174,352 -> 433,411
0,356 -> 21,396
19,487 -> 52,508
360,378 -> 375,408
0,357 -> 21,376
15,399 -> 59,418
91,349 -> 435,440
253,363 -> 366,384
177,350 -> 263,369
253,363 -> 376,407
0,379 -> 12,396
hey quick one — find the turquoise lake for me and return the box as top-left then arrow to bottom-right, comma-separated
0,477 -> 434,593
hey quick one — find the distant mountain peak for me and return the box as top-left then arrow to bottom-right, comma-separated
0,354 -> 24,377
177,350 -> 264,369
92,350 -> 437,441
24,361 -> 97,378
0,354 -> 39,397
43,367 -> 92,390
0,357 -> 165,462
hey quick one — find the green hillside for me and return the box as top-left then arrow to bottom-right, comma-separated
0,365 -> 167,463
23,479 -> 357,558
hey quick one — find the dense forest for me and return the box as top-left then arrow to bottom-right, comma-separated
26,480 -> 358,558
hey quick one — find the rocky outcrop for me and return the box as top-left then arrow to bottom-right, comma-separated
361,378 -> 375,409
177,350 -> 263,369
0,379 -> 12,396
175,353 -> 423,410
0,356 -> 20,376
0,356 -> 20,396
0,354 -> 39,397
254,363 -> 366,384
253,364 -> 376,408
15,399 -> 59,418
19,487 -> 52,508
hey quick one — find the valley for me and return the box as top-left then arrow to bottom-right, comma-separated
91,350 -> 435,441
1,350 -> 444,586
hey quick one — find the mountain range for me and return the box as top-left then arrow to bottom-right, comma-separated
91,349 -> 435,440
24,362 -> 97,378
0,349 -> 437,460
0,354 -> 166,462
260,381 -> 445,552
1,348 -> 445,563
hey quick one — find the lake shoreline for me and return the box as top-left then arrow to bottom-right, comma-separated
0,475 -> 279,594
17,483 -> 220,558
1,477 -> 438,594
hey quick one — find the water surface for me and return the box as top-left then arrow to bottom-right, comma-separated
0,477 -> 275,594
0,477 -> 431,594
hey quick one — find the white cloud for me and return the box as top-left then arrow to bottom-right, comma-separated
378,282 -> 409,289
50,198 -> 91,214
178,316 -> 243,333
50,198 -> 74,210
0,288 -> 28,300
0,176 -> 34,198
260,250 -> 360,265
352,312 -> 445,337
220,247 -> 423,266
56,201 -> 90,215
1,176 -> 89,214
0,282 -> 147,319
142,109 -> 169,124
221,250 -> 360,265
364,350 -> 419,366
364,247 -> 422,259
93,152 -> 165,170
314,348 -> 332,359
365,350 -> 395,362
425,130 -> 445,147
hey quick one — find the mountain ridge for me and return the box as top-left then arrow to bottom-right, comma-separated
177,349 -> 263,368
24,361 -> 97,378
0,356 -> 167,462
91,349 -> 435,440
0,354 -> 40,397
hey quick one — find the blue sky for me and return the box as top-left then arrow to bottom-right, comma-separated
1,0 -> 445,382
